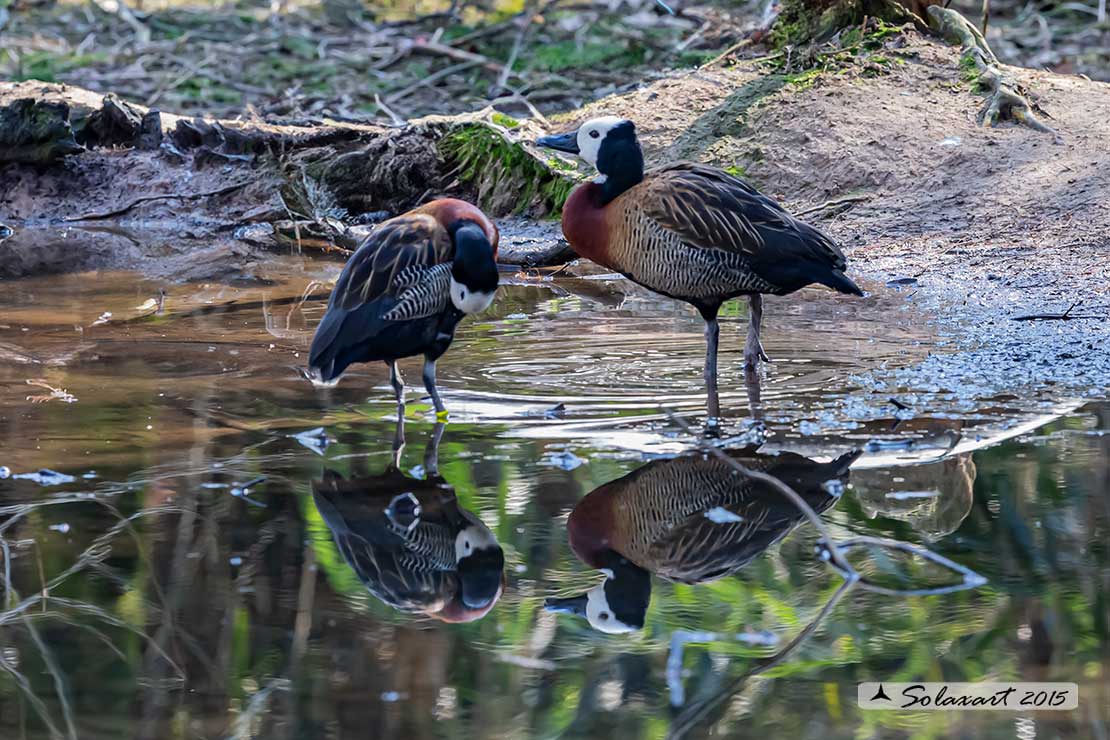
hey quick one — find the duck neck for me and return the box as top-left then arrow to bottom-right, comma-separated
594,141 -> 644,205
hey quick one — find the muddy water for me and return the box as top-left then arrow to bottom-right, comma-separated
0,257 -> 1107,739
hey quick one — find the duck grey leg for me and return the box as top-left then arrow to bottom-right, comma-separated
744,294 -> 771,370
704,318 -> 721,427
744,368 -> 764,423
390,414 -> 406,469
425,421 -> 446,476
423,357 -> 447,418
389,361 -> 405,408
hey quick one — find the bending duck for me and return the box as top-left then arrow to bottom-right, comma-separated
308,199 -> 499,417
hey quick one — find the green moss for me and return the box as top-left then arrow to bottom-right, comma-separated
13,50 -> 108,83
531,38 -> 646,72
676,48 -> 723,67
724,165 -> 747,179
546,156 -> 577,172
786,67 -> 824,89
771,0 -> 913,48
768,10 -> 906,85
959,53 -> 980,81
490,112 -> 520,129
280,36 -> 320,60
439,123 -> 577,216
177,77 -> 243,105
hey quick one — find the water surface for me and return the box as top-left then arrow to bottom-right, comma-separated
1,260 -> 1107,739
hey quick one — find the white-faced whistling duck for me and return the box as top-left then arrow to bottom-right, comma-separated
537,117 -> 864,423
544,447 -> 860,633
311,421 -> 506,622
307,198 -> 499,418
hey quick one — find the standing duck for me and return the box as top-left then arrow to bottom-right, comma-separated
308,199 -> 499,417
544,447 -> 860,633
311,421 -> 506,622
537,118 -> 864,421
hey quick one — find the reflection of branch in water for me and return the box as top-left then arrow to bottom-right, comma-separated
0,634 -> 66,740
660,407 -> 987,736
232,677 -> 292,740
1,537 -> 71,740
263,280 -> 330,341
823,537 -> 986,596
666,579 -> 856,740
23,610 -> 79,740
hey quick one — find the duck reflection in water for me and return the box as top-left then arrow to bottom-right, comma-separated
312,421 -> 506,622
545,447 -> 861,633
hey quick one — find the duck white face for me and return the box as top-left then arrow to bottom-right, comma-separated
450,221 -> 499,314
536,116 -> 635,170
455,519 -> 499,562
574,116 -> 632,169
537,117 -> 643,192
545,578 -> 642,634
449,277 -> 496,314
583,581 -> 640,634
454,517 -> 505,610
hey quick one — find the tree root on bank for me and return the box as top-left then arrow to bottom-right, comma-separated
927,5 -> 1060,141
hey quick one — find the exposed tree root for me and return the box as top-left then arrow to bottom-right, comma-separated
927,5 -> 1060,141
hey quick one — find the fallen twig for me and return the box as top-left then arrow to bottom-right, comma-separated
64,183 -> 250,222
1012,300 -> 1102,321
700,36 -> 755,68
490,3 -> 540,97
794,194 -> 872,217
374,94 -> 406,126
411,40 -> 509,75
388,61 -> 481,103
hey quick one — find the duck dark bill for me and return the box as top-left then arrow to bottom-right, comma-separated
536,130 -> 580,154
544,594 -> 588,616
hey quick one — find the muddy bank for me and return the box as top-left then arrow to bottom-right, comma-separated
4,33 -> 1108,281
0,80 -> 570,278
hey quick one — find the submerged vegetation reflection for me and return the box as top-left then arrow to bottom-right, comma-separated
0,269 -> 1107,739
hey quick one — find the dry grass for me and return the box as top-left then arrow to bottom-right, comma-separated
0,496 -> 186,739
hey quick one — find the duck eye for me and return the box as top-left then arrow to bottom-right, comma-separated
589,130 -> 600,139
600,612 -> 609,620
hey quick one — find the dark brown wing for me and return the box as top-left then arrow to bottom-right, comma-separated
331,212 -> 453,312
636,162 -> 847,268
